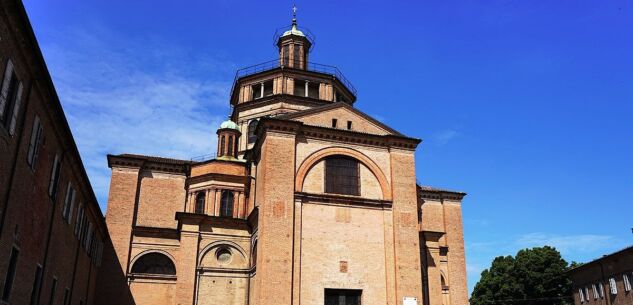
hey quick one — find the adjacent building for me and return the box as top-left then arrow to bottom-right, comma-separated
0,1 -> 108,305
102,14 -> 470,305
569,246 -> 633,305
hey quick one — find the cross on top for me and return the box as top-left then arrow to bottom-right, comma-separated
292,4 -> 297,18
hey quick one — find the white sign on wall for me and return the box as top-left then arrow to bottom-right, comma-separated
403,297 -> 418,305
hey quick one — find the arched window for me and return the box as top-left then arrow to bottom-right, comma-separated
220,190 -> 234,217
195,192 -> 205,214
248,120 -> 258,144
220,136 -> 225,156
325,156 -> 360,196
131,252 -> 176,275
228,136 -> 233,156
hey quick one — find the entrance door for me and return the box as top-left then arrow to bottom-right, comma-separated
324,289 -> 361,305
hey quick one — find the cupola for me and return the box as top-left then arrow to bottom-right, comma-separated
216,118 -> 241,160
277,6 -> 313,70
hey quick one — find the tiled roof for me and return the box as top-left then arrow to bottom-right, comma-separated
417,185 -> 466,195
116,154 -> 194,165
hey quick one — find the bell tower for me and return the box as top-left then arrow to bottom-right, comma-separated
277,6 -> 311,70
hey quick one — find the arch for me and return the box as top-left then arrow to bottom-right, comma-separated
130,250 -> 176,275
195,192 -> 205,214
296,147 -> 392,200
198,240 -> 247,266
220,190 -> 234,217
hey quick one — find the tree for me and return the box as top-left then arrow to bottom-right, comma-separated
470,246 -> 574,305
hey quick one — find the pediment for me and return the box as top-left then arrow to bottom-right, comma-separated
279,102 -> 402,136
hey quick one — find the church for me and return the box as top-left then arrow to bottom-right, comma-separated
103,14 -> 469,305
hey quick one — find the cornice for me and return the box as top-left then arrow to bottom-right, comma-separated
230,67 -> 357,104
107,154 -> 191,174
295,192 -> 392,209
232,94 -> 330,118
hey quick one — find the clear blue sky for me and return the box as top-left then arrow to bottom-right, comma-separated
23,0 -> 633,295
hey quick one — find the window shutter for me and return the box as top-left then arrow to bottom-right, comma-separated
610,278 -> 618,294
579,288 -> 584,303
32,121 -> 43,168
9,82 -> 23,135
48,155 -> 61,197
0,60 -> 14,119
67,189 -> 76,224
27,116 -> 40,165
8,82 -> 22,135
62,183 -> 72,219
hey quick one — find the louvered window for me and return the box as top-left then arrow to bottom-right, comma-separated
325,156 -> 360,196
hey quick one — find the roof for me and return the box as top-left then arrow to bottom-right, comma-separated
417,185 -> 466,195
568,245 -> 633,273
219,119 -> 240,131
282,23 -> 305,37
277,102 -> 406,137
113,153 -> 193,165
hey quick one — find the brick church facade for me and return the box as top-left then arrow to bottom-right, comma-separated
103,16 -> 469,305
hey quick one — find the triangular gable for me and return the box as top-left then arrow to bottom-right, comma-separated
279,102 -> 403,136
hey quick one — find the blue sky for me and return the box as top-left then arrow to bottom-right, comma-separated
23,0 -> 633,295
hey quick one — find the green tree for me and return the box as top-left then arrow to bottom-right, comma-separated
470,246 -> 574,305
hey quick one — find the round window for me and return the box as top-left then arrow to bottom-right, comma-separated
216,248 -> 232,264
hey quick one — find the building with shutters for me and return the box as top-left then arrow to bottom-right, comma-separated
0,1 -> 109,305
101,13 -> 470,305
569,246 -> 633,305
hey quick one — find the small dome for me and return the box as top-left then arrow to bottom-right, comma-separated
220,119 -> 239,131
282,22 -> 305,37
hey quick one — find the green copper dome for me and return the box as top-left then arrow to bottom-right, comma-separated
220,119 -> 239,131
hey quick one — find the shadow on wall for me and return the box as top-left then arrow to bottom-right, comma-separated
94,236 -> 136,305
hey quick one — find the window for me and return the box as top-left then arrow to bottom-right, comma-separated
334,91 -> 347,103
347,121 -> 352,130
324,289 -> 361,305
331,119 -> 337,128
48,154 -> 62,199
29,264 -> 43,305
2,246 -> 19,302
228,136 -> 234,156
294,80 -> 306,97
26,115 -> 44,169
293,44 -> 301,67
624,274 -> 632,292
62,183 -> 76,223
592,284 -> 599,299
325,156 -> 360,196
84,222 -> 93,251
47,277 -> 57,305
609,277 -> 618,295
131,252 -> 176,275
283,44 -> 290,66
0,60 -> 24,135
195,193 -> 205,214
220,190 -> 234,217
308,81 -> 319,99
248,120 -> 258,144
220,136 -> 225,156
216,248 -> 232,264
251,80 -> 273,100
62,287 -> 70,305
598,282 -> 605,298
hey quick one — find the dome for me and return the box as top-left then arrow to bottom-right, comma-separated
219,119 -> 239,131
282,24 -> 305,37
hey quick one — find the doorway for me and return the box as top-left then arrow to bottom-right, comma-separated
324,289 -> 362,305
